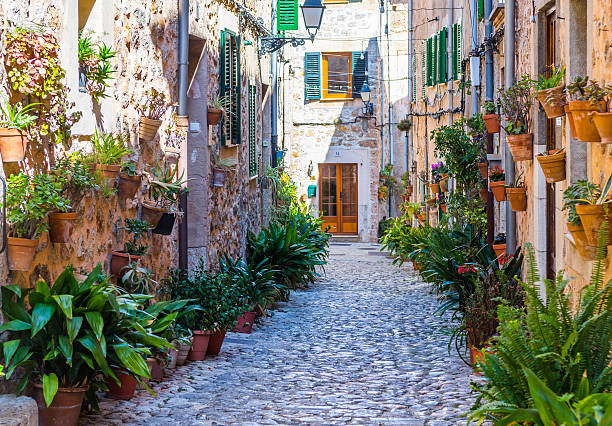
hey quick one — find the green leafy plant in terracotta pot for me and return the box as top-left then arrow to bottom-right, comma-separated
401,171 -> 413,200
567,76 -> 604,142
87,130 -> 131,184
536,148 -> 566,183
78,32 -> 117,102
110,218 -> 151,281
488,166 -> 506,202
572,174 -> 612,247
0,100 -> 38,162
136,88 -> 169,141
207,95 -> 226,126
587,82 -> 612,144
532,64 -> 566,119
378,164 -> 397,201
481,100 -> 500,134
143,158 -> 188,228
563,180 -> 599,260
492,233 -> 506,258
498,75 -> 534,161
117,161 -> 142,201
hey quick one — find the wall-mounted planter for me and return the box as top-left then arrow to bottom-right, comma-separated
49,212 -> 78,243
492,243 -> 506,258
506,187 -> 527,212
405,185 -> 413,197
568,101 -> 602,142
575,204 -> 612,246
489,181 -> 506,202
416,212 -> 426,222
152,213 -> 175,235
479,187 -> 489,202
212,167 -> 228,187
506,133 -> 533,161
567,222 -> 596,260
207,108 -> 223,125
564,105 -> 577,139
7,237 -> 38,271
0,128 -> 28,162
439,174 -> 449,192
536,85 -> 565,119
483,114 -> 501,134
141,202 -> 166,227
139,116 -> 162,142
536,149 -> 566,183
96,164 -> 121,182
110,251 -> 142,281
426,197 -> 437,207
478,162 -> 488,180
429,183 -> 440,194
590,112 -> 612,144
118,173 -> 142,200
439,203 -> 447,214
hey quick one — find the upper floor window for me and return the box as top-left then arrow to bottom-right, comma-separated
304,51 -> 367,101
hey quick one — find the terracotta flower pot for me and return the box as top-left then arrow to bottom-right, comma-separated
95,164 -> 120,182
483,114 -> 501,134
565,104 -> 577,139
106,369 -> 137,400
188,331 -> 211,361
426,197 -> 437,207
110,251 -> 142,281
506,187 -> 527,212
479,188 -> 489,202
31,383 -> 87,426
206,329 -> 227,356
7,237 -> 39,271
536,149 -> 566,183
176,343 -> 191,366
212,167 -> 227,187
118,173 -> 142,200
591,112 -> 612,144
567,222 -> 597,260
417,213 -> 426,222
439,178 -> 448,192
149,358 -> 164,382
489,181 -> 506,202
405,185 -> 413,197
569,100 -> 603,142
139,116 -> 162,142
440,203 -> 447,214
0,128 -> 28,162
233,311 -> 256,334
207,108 -> 223,126
506,133 -> 533,162
141,202 -> 167,227
492,243 -> 506,258
536,85 -> 566,119
49,212 -> 78,243
167,348 -> 178,370
576,204 -> 612,246
429,183 -> 440,194
478,162 -> 488,180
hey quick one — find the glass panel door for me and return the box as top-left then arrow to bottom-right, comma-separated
340,164 -> 358,234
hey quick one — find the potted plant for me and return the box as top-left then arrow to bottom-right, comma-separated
397,117 -> 412,132
78,33 -> 117,102
589,82 -> 612,144
89,130 -> 131,183
478,161 -> 488,180
429,163 -> 443,194
6,172 -> 69,271
120,263 -> 157,294
492,233 -> 506,258
498,76 -> 534,161
532,64 -> 566,119
488,166 -> 506,202
573,174 -> 612,247
207,96 -> 226,126
137,88 -> 169,141
211,150 -> 236,187
567,77 -> 604,142
437,164 -> 449,192
401,172 -> 413,199
117,161 -> 142,201
110,219 -> 151,280
0,100 -> 38,162
49,154 -> 96,243
479,182 -> 489,203
464,113 -> 487,140
481,100 -> 500,134
143,158 -> 187,229
536,148 -> 566,183
505,173 -> 527,212
563,180 -> 599,260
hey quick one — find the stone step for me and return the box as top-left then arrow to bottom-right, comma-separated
330,235 -> 361,243
0,394 -> 38,426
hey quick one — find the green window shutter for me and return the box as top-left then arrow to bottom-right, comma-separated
452,24 -> 458,80
478,0 -> 484,20
454,21 -> 462,80
351,51 -> 367,98
412,48 -> 417,102
438,28 -> 447,83
248,84 -> 257,178
421,41 -> 426,98
304,52 -> 321,100
277,0 -> 298,31
432,33 -> 438,85
426,38 -> 432,87
220,30 -> 241,145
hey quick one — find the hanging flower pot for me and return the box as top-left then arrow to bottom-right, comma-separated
567,222 -> 597,260
506,133 -> 533,161
139,116 -> 162,142
206,329 -> 227,356
429,183 -> 440,194
478,162 -> 488,180
483,114 -> 501,134
492,243 -> 506,258
591,112 -> 612,144
118,173 -> 142,200
95,164 -> 120,182
536,149 -> 566,183
110,251 -> 142,281
489,181 -> 506,202
7,237 -> 38,271
506,187 -> 527,212
212,167 -> 227,187
479,187 -> 489,202
141,201 -> 167,227
575,204 -> 612,246
416,212 -> 426,222
106,368 -> 138,400
207,107 -> 223,126
439,203 -> 447,214
565,105 -> 577,139
405,185 -> 413,197
152,213 -> 176,235
49,212 -> 78,243
31,383 -> 87,426
536,85 -> 566,119
426,197 -> 437,207
0,128 -> 28,162
188,331 -> 211,361
568,101 -> 603,142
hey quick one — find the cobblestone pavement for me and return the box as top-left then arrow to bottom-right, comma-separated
81,243 -> 476,425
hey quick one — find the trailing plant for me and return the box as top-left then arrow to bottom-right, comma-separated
462,113 -> 486,139
90,130 -> 131,165
488,165 -> 505,182
121,161 -> 137,177
401,171 -> 412,189
146,158 -> 188,209
431,120 -> 481,188
397,117 -> 413,132
78,32 -> 117,101
562,180 -> 600,226
498,75 -> 533,135
380,164 -> 398,189
0,100 -> 39,130
136,88 -> 170,120
532,64 -> 566,92
122,219 -> 151,256
51,154 -> 97,211
481,100 -> 497,115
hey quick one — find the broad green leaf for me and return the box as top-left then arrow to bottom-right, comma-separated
36,279 -> 51,297
42,373 -> 58,407
112,341 -> 150,379
0,320 -> 31,332
86,294 -> 107,312
31,303 -> 56,338
43,348 -> 60,361
52,295 -> 73,319
84,312 -> 103,340
77,333 -> 111,376
66,316 -> 83,343
77,352 -> 94,369
523,368 -> 576,425
58,335 -> 73,365
2,339 -> 20,365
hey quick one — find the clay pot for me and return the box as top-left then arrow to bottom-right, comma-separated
0,128 -> 28,162
110,251 -> 141,281
212,167 -> 227,187
440,204 -> 447,214
506,133 -> 533,162
106,369 -> 137,400
478,162 -> 488,180
440,178 -> 449,192
426,197 -> 437,207
206,329 -> 227,356
568,100 -> 602,142
483,114 -> 501,134
479,188 -> 489,202
141,202 -> 167,227
576,204 -> 612,246
188,331 -> 211,361
429,183 -> 440,194
118,173 -> 142,200
167,348 -> 178,370
233,311 -> 256,334
176,343 -> 191,366
7,237 -> 39,271
149,358 -> 164,382
492,243 -> 506,258
567,222 -> 597,260
49,212 -> 78,243
506,187 -> 527,212
31,383 -> 87,426
207,108 -> 223,125
536,85 -> 565,119
565,105 -> 577,139
536,149 -> 566,183
591,112 -> 612,144
139,117 -> 162,142
405,185 -> 413,197
417,213 -> 426,222
489,181 -> 506,202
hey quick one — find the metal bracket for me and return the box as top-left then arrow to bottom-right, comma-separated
259,36 -> 311,54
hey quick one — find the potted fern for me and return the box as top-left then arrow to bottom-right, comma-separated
488,166 -> 506,202
0,100 -> 38,162
563,180 -> 598,260
208,96 -> 225,126
567,76 -> 604,142
505,173 -> 527,212
536,148 -> 566,183
137,88 -> 169,141
498,76 -> 534,161
532,64 -> 566,119
481,100 -> 500,134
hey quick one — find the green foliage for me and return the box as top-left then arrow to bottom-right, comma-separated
121,161 -> 137,176
0,100 -> 39,130
121,263 -> 157,294
147,158 -> 189,208
379,164 -> 398,189
498,75 -> 533,135
567,76 -> 591,101
462,113 -> 486,139
563,180 -> 600,226
136,88 -> 169,120
401,171 -> 412,189
397,117 -> 412,132
51,154 -> 97,210
90,130 -> 131,165
78,32 -> 117,102
447,192 -> 487,234
488,165 -> 505,182
122,219 -> 151,256
481,100 -> 497,115
532,64 -> 565,92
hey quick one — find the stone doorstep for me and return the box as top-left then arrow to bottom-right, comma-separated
0,394 -> 38,426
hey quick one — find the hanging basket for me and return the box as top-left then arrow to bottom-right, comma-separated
139,116 -> 162,142
506,133 -> 533,162
536,149 -> 566,183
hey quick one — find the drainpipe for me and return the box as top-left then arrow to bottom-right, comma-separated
271,5 -> 278,168
484,0 -> 494,244
177,0 -> 189,272
504,0 -> 516,253
407,0 -> 413,173
447,0 -> 455,222
471,0 -> 478,116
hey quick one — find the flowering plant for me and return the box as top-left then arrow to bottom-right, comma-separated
458,263 -> 478,274
431,162 -> 448,183
489,166 -> 505,182
137,88 -> 170,120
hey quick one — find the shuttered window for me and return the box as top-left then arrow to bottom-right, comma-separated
432,33 -> 438,86
452,21 -> 462,81
277,0 -> 298,31
304,52 -> 321,100
437,27 -> 447,83
412,48 -> 417,102
351,51 -> 367,98
304,51 -> 366,100
426,38 -> 432,86
248,83 -> 257,178
478,0 -> 484,20
220,29 -> 241,145
421,41 -> 426,98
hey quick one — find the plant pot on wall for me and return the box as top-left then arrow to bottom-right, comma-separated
492,243 -> 506,258
207,107 -> 223,126
405,185 -> 413,197
483,114 -> 501,134
118,173 -> 142,200
536,85 -> 565,119
506,187 -> 527,212
489,181 -> 506,202
429,183 -> 440,194
7,237 -> 39,271
139,117 -> 162,142
590,112 -> 612,144
478,162 -> 488,180
141,202 -> 166,227
49,212 -> 78,243
188,331 -> 211,361
567,222 -> 597,260
536,149 -> 566,183
31,383 -> 87,426
575,204 -> 612,246
568,101 -> 603,142
439,175 -> 449,192
96,164 -> 121,182
479,188 -> 489,202
439,204 -> 447,214
152,213 -> 175,235
0,128 -> 28,162
212,167 -> 227,187
110,251 -> 142,281
506,133 -> 533,161
565,105 -> 577,139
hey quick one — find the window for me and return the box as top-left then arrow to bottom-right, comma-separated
423,24 -> 460,87
248,83 -> 257,178
304,51 -> 367,101
452,21 -> 463,80
323,53 -> 352,99
220,29 -> 241,145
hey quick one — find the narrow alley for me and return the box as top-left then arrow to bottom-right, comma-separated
81,244 -> 474,425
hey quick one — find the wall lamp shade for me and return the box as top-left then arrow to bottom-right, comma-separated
360,80 -> 371,104
301,0 -> 325,38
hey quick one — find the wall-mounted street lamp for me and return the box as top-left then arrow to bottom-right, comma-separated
360,80 -> 374,115
260,0 -> 325,54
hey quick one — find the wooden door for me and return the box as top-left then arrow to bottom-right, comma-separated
319,163 -> 358,234
545,10 -> 556,280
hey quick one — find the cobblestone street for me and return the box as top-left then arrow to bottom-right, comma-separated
81,243 -> 475,425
